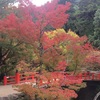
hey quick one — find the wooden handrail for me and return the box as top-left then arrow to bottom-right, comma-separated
3,72 -> 100,85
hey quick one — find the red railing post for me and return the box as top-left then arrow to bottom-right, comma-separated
32,75 -> 35,82
78,73 -> 82,79
98,74 -> 100,80
92,73 -> 94,80
32,75 -> 34,80
16,70 -> 20,84
4,73 -> 7,85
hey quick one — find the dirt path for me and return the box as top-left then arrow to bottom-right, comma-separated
0,85 -> 20,97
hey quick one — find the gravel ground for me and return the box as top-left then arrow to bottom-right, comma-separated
0,85 -> 20,97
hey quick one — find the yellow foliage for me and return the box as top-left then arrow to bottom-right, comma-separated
59,45 -> 67,54
45,28 -> 79,39
56,28 -> 66,33
67,29 -> 79,38
44,29 -> 79,55
45,28 -> 66,39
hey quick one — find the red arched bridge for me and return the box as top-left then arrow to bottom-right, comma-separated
3,71 -> 100,85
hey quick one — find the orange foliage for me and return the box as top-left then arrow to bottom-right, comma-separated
17,71 -> 84,100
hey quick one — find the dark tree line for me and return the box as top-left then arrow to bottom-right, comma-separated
60,0 -> 100,49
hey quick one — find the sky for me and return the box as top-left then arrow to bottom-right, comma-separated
32,0 -> 52,6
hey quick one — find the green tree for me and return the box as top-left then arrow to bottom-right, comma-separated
60,0 -> 100,37
0,0 -> 71,78
89,9 -> 100,49
0,33 -> 34,78
0,0 -> 33,80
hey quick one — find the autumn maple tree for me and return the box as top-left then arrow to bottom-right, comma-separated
0,0 -> 88,100
65,34 -> 93,74
85,50 -> 100,70
0,1 -> 35,80
0,0 -> 71,72
43,29 -> 93,73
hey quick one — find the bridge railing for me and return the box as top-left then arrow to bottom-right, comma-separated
4,75 -> 16,85
76,72 -> 100,80
3,71 -> 100,85
3,71 -> 36,85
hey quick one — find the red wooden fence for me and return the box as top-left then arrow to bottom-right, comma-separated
76,72 -> 100,80
3,71 -> 100,85
3,72 -> 36,85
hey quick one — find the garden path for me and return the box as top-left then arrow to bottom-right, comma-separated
0,85 -> 20,97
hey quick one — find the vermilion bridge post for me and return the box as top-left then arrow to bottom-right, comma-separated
16,70 -> 20,84
3,73 -> 7,85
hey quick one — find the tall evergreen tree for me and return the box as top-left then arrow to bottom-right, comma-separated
60,0 -> 100,37
89,9 -> 100,49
